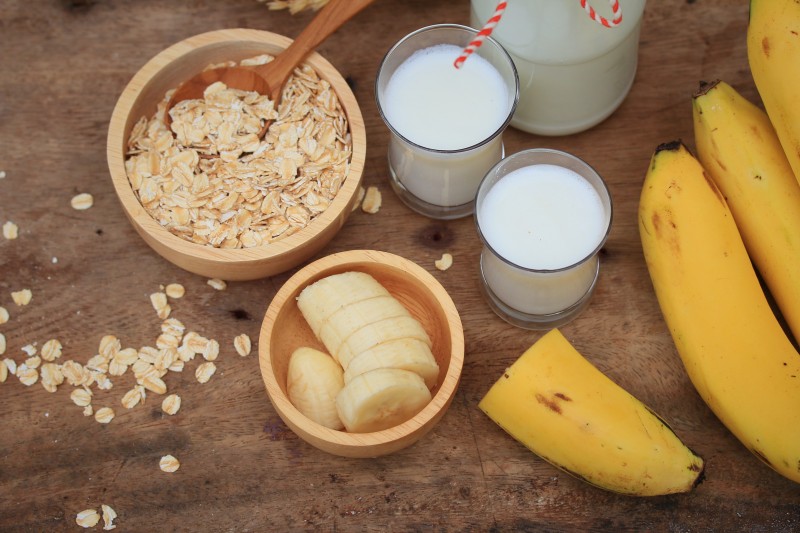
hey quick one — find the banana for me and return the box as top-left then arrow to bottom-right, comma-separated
335,368 -> 432,433
748,0 -> 800,186
639,141 -> 800,484
286,347 -> 345,430
343,338 -> 440,389
317,295 -> 411,363
479,329 -> 704,496
693,80 -> 800,342
297,272 -> 390,336
335,316 -> 432,370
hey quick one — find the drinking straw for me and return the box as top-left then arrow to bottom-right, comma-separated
453,1 -> 507,69
580,0 -> 623,28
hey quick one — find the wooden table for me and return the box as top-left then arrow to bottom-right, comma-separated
1,0 -> 798,530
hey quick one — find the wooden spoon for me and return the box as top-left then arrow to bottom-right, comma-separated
165,0 -> 374,134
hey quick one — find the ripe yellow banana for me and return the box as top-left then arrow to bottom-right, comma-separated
479,329 -> 704,496
639,141 -> 800,484
693,80 -> 800,342
344,338 -> 439,389
286,347 -> 345,430
336,368 -> 432,433
748,0 -> 800,186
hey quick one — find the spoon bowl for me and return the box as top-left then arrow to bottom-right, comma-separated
165,0 -> 374,130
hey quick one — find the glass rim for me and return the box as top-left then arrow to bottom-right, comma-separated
374,23 -> 520,155
474,148 -> 614,274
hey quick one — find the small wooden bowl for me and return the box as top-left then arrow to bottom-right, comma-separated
259,250 -> 465,457
106,29 -> 366,280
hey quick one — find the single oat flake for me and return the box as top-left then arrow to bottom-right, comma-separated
0,361 -> 7,383
71,388 -> 93,407
159,454 -> 180,473
71,193 -> 94,210
207,278 -> 227,291
2,221 -> 18,240
0,333 -> 5,356
195,361 -> 217,384
76,509 -> 101,529
361,186 -> 382,214
233,333 -> 252,357
11,289 -> 32,306
435,253 -> 454,271
165,283 -> 185,299
94,407 -> 115,424
40,339 -> 62,361
101,504 -> 117,530
162,394 -> 181,415
0,306 -> 8,324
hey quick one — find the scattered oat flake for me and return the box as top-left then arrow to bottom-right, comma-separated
0,306 -> 8,324
71,193 -> 94,210
0,334 -> 5,356
83,405 -> 94,417
150,292 -> 171,319
121,386 -> 144,409
17,366 -> 38,386
361,186 -> 382,214
3,221 -> 18,240
76,509 -> 101,529
0,361 -> 6,383
3,358 -> 16,374
195,361 -> 217,384
21,344 -> 37,356
101,504 -> 117,530
202,339 -> 219,361
24,356 -> 41,369
165,283 -> 185,299
142,374 -> 167,395
71,388 -> 93,407
160,454 -> 180,473
95,407 -> 115,424
352,186 -> 366,212
234,334 -> 252,357
207,278 -> 227,291
0,170 -> 6,179
11,289 -> 32,306
162,394 -> 181,415
40,339 -> 62,361
435,253 -> 453,271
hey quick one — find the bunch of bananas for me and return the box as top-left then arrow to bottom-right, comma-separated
638,0 -> 800,485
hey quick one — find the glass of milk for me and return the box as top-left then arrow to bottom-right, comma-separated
375,24 -> 519,219
475,149 -> 613,329
470,0 -> 646,136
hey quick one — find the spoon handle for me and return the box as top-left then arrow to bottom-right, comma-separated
260,0 -> 375,99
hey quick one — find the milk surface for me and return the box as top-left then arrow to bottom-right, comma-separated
383,44 -> 509,150
479,164 -> 606,270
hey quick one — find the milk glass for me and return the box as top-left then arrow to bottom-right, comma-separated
375,24 -> 519,219
475,149 -> 613,329
470,0 -> 646,136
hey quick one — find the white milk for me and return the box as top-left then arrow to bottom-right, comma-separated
383,44 -> 509,150
376,28 -> 517,217
470,0 -> 646,135
478,163 -> 609,316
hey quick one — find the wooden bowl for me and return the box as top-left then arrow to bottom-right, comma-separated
106,29 -> 366,280
259,250 -> 465,457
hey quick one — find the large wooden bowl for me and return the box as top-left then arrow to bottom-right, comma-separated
106,29 -> 366,280
259,250 -> 465,457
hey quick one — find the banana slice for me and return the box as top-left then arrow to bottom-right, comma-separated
336,315 -> 432,370
344,338 -> 440,390
318,295 -> 411,361
297,272 -> 389,336
335,368 -> 432,433
286,347 -> 345,430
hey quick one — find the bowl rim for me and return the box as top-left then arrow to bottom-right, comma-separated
106,28 -> 366,269
258,249 -> 465,451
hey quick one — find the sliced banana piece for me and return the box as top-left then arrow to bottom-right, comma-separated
318,295 -> 411,361
297,272 -> 389,336
335,368 -> 432,433
336,315 -> 432,370
344,338 -> 440,390
286,347 -> 345,430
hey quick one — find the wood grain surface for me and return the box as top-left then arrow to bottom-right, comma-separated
1,0 -> 798,531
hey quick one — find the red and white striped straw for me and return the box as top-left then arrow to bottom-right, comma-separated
453,1 -> 507,69
580,0 -> 623,28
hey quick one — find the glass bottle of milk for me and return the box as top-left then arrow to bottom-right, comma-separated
470,0 -> 646,136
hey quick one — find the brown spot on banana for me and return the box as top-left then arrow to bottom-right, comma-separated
535,392 -> 572,414
762,36 -> 770,58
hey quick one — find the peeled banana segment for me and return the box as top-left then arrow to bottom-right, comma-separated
335,368 -> 432,433
286,347 -> 345,430
317,295 -> 412,363
297,272 -> 390,337
344,338 -> 440,389
336,315 -> 432,370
